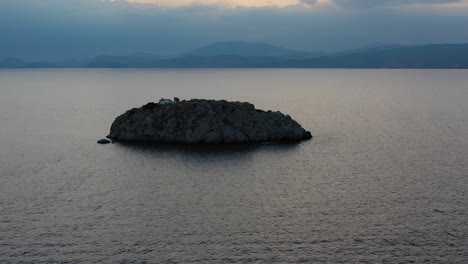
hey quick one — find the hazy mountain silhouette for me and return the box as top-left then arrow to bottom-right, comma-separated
3,42 -> 468,69
272,43 -> 468,68
86,55 -> 151,68
151,55 -> 283,68
0,57 -> 58,68
85,41 -> 321,68
0,57 -> 25,68
184,41 -> 323,59
127,52 -> 168,60
330,42 -> 405,57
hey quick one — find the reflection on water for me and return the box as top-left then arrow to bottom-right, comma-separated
117,141 -> 301,161
0,69 -> 467,263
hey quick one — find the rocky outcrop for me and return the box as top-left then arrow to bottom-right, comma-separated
107,99 -> 312,144
97,138 -> 111,144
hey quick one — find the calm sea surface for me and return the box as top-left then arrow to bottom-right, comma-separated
0,69 -> 467,263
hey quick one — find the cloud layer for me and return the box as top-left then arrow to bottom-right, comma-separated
2,0 -> 468,60
125,0 -> 467,7
332,0 -> 465,8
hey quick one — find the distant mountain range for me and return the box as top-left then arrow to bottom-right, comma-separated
184,41 -> 324,59
1,41 -> 468,69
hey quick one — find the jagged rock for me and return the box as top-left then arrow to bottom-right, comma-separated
97,138 -> 111,144
107,99 -> 312,144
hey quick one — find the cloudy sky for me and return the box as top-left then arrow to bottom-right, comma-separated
2,0 -> 468,60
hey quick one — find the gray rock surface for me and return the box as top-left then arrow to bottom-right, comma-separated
107,99 -> 312,144
97,138 -> 111,144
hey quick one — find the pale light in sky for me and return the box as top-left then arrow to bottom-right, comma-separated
125,0 -> 331,7
124,0 -> 468,8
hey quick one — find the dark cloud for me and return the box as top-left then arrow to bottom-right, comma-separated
1,0 -> 468,60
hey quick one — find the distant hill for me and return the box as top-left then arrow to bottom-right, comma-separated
127,52 -> 167,60
4,42 -> 468,69
0,57 -> 25,68
185,41 -> 323,59
86,55 -> 151,68
272,43 -> 468,68
151,55 -> 283,68
85,41 -> 322,68
0,57 -> 57,68
330,42 -> 405,57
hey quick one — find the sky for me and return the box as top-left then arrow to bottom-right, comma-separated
2,0 -> 468,60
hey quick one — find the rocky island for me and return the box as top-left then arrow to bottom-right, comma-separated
105,98 -> 312,144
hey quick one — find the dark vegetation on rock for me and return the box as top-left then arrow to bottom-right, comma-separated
107,99 -> 312,144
